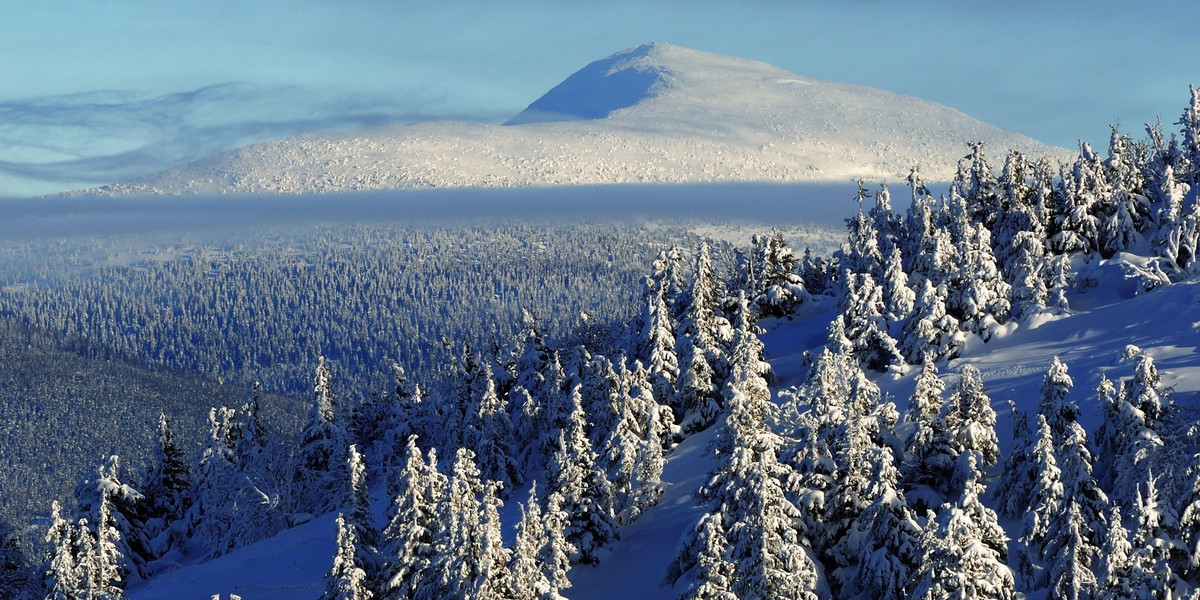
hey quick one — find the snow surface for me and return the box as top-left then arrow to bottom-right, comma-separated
69,43 -> 1070,197
125,253 -> 1200,600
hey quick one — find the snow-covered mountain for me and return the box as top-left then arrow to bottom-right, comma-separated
72,43 -> 1069,196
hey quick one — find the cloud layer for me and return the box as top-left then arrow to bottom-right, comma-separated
0,84 -> 487,197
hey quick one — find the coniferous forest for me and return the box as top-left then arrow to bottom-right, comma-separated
4,87 -> 1200,600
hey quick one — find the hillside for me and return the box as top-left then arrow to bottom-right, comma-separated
0,318 -> 303,533
121,262 -> 1200,600
70,43 -> 1069,196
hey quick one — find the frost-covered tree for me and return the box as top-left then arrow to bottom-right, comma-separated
538,491 -> 575,600
952,223 -> 1011,340
187,407 -> 241,557
321,514 -> 373,600
724,448 -> 820,600
75,455 -> 145,582
622,407 -> 666,525
296,356 -> 348,516
419,448 -> 485,600
667,311 -> 817,600
545,387 -> 618,564
1039,356 -> 1078,435
840,445 -> 922,600
838,272 -> 903,372
899,280 -> 963,364
86,493 -> 128,600
880,244 -> 915,323
1096,505 -> 1134,600
381,437 -> 440,600
44,501 -> 83,600
1016,415 -> 1063,591
473,375 -> 519,493
508,482 -> 549,600
747,231 -> 809,318
995,402 -> 1035,520
836,182 -> 885,281
902,358 -> 945,508
138,413 -> 192,559
675,242 -> 729,430
1005,231 -> 1051,319
910,459 -> 1015,600
916,366 -> 999,505
1177,447 -> 1200,578
343,445 -> 380,588
675,514 -> 737,600
1111,355 -> 1171,509
1101,126 -> 1150,256
474,482 -> 512,600
642,273 -> 681,410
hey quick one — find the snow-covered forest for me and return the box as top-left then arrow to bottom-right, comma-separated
4,86 -> 1200,600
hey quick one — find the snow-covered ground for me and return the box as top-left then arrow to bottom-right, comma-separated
69,43 -> 1069,197
126,253 -> 1200,600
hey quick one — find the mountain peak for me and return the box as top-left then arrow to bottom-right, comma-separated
504,43 -> 675,125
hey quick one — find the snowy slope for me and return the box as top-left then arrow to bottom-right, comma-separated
125,257 -> 1200,600
73,43 -> 1069,196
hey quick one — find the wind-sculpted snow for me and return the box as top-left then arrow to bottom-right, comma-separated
67,43 -> 1070,196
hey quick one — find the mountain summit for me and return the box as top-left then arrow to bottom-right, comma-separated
74,43 -> 1070,196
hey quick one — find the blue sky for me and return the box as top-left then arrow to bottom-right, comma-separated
1,1 -> 1197,197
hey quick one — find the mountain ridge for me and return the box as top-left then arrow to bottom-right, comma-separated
66,43 -> 1071,196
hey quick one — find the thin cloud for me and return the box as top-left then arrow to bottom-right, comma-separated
0,84 -> 502,195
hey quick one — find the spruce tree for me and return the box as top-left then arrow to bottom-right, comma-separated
509,482 -> 551,600
546,386 -> 618,564
188,407 -> 240,557
995,402 -> 1035,520
473,375 -> 519,493
538,491 -> 575,600
676,515 -> 737,600
344,445 -> 381,588
321,514 -> 373,600
474,482 -> 512,600
139,413 -> 192,559
296,356 -> 347,516
381,437 -> 437,600
1016,415 -> 1063,591
44,501 -> 84,600
911,455 -> 1015,600
75,456 -> 145,582
841,445 -> 922,600
1096,506 -> 1135,600
419,448 -> 485,600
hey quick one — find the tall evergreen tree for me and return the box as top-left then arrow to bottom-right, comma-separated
75,456 -> 145,582
419,448 -> 484,600
44,501 -> 84,600
911,455 -> 1014,600
538,491 -> 575,600
1016,415 -> 1063,591
321,514 -> 373,600
473,482 -> 512,600
675,514 -> 737,600
343,445 -> 381,589
381,437 -> 438,600
508,483 -> 550,600
995,402 -> 1035,520
139,413 -> 192,559
296,356 -> 348,516
545,386 -> 618,564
